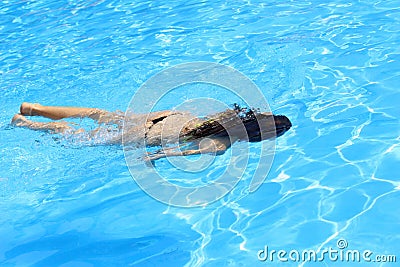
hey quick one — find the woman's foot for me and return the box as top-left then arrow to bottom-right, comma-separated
11,114 -> 30,126
20,102 -> 42,116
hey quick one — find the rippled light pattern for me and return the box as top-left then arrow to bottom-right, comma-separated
0,0 -> 399,266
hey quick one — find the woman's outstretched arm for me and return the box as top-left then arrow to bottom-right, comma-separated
144,137 -> 231,161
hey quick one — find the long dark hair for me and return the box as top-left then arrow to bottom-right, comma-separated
182,104 -> 274,142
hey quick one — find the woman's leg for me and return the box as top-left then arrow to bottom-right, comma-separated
19,102 -> 110,121
11,114 -> 75,134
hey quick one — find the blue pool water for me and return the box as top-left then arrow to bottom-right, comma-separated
1,0 -> 399,266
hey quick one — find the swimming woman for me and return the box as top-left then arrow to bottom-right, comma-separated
11,102 -> 292,160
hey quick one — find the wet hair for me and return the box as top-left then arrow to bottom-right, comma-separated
183,104 -> 277,142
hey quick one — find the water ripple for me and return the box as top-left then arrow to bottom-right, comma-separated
1,0 -> 399,266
